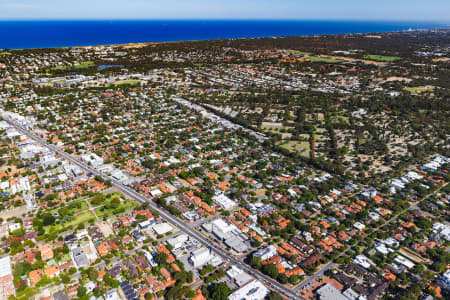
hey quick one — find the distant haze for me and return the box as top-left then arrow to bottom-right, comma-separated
0,0 -> 449,21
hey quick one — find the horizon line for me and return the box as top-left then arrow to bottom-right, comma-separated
0,18 -> 448,23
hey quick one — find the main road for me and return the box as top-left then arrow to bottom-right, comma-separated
6,119 -> 303,300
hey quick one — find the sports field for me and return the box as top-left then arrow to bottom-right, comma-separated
278,140 -> 310,158
363,55 -> 400,62
404,87 -> 433,93
51,61 -> 94,70
305,56 -> 342,63
113,80 -> 142,86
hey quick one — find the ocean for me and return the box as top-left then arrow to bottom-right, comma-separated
0,20 -> 446,49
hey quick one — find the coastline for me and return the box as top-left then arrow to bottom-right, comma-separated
0,20 -> 447,50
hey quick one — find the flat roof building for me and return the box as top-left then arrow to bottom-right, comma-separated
167,234 -> 189,250
188,247 -> 212,268
0,256 -> 14,300
152,222 -> 173,236
253,245 -> 277,261
72,247 -> 89,268
212,193 -> 237,210
226,265 -> 253,287
316,283 -> 347,300
229,280 -> 269,300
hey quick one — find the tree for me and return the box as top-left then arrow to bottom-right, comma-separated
10,239 -> 23,255
154,252 -> 168,265
278,273 -> 288,284
186,270 -> 194,283
253,240 -> 262,248
186,289 -> 196,298
250,256 -> 262,270
431,263 -> 445,273
200,264 -> 214,276
77,286 -> 87,297
268,291 -> 284,300
415,217 -> 432,230
262,264 -> 279,280
174,271 -> 187,284
289,275 -> 299,285
60,273 -> 70,284
35,251 -> 42,261
413,264 -> 425,274
210,282 -> 230,300
88,268 -> 98,281
93,287 -> 103,297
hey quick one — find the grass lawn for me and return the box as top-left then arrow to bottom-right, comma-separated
331,115 -> 350,125
288,50 -> 312,56
113,80 -> 142,86
95,198 -> 138,218
262,125 -> 293,139
63,210 -> 96,227
51,61 -> 94,71
286,51 -> 341,63
364,55 -> 400,62
0,52 -> 10,56
261,124 -> 285,132
59,254 -> 72,263
305,56 -> 342,63
45,210 -> 96,233
315,127 -> 327,134
49,200 -> 88,216
262,126 -> 281,133
278,140 -> 310,158
404,87 -> 433,93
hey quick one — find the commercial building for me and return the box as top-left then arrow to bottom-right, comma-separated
81,153 -> 104,167
167,234 -> 189,250
0,256 -> 15,300
152,223 -> 173,236
253,245 -> 277,261
316,283 -> 347,300
188,247 -> 212,268
202,218 -> 250,253
229,280 -> 269,300
212,193 -> 237,210
226,265 -> 253,287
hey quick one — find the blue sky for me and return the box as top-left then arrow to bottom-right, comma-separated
0,0 -> 449,21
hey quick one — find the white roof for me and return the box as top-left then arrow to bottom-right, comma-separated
150,189 -> 163,197
0,256 -> 12,277
394,255 -> 415,269
167,234 -> 189,248
226,266 -> 253,287
189,247 -> 212,268
354,255 -> 374,269
229,280 -> 269,300
213,193 -> 237,210
354,222 -> 366,230
374,243 -> 391,255
207,218 -> 237,234
316,283 -> 347,300
152,223 -> 172,235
